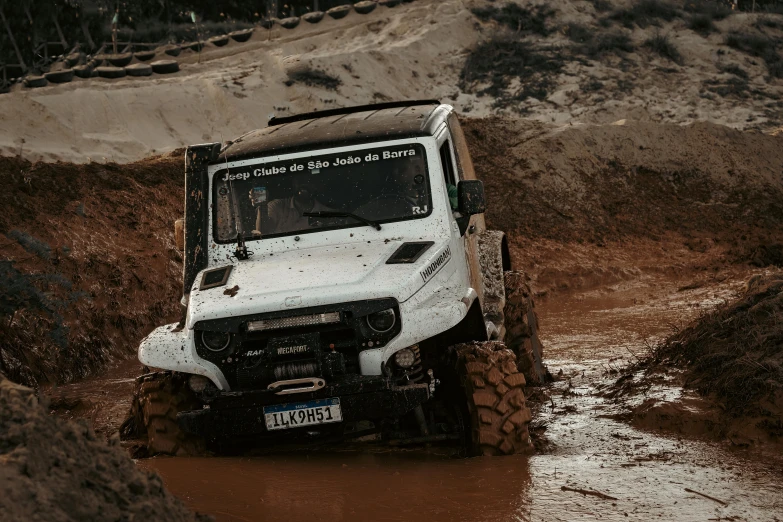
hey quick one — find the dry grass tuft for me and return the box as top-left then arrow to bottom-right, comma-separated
652,273 -> 783,417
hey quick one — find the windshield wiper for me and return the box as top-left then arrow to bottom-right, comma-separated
303,211 -> 382,231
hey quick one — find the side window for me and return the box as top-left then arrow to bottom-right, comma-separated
439,141 -> 459,211
439,141 -> 456,186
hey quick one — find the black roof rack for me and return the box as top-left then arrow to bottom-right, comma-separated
267,100 -> 441,127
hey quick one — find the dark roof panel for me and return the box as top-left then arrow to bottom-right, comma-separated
218,101 -> 450,163
266,99 -> 440,126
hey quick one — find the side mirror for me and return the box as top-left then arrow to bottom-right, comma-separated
457,180 -> 486,216
174,218 -> 185,251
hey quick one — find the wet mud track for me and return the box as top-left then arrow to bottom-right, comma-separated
51,274 -> 783,521
523,275 -> 783,521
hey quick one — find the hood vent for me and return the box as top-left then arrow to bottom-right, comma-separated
199,266 -> 233,290
386,242 -> 434,264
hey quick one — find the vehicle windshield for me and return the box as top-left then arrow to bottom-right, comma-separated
213,143 -> 431,242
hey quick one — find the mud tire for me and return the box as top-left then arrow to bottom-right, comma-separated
24,75 -> 48,88
73,65 -> 93,78
454,341 -> 532,456
96,66 -> 126,79
303,11 -> 325,23
125,63 -> 152,77
327,5 -> 352,19
208,35 -> 230,47
107,53 -> 133,67
229,29 -> 254,42
134,50 -> 156,61
279,16 -> 301,29
65,52 -> 84,66
162,45 -> 182,57
132,372 -> 204,456
503,271 -> 548,385
354,1 -> 378,14
44,69 -> 74,84
151,60 -> 179,74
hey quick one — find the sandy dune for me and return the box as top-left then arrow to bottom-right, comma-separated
1,0 -> 781,163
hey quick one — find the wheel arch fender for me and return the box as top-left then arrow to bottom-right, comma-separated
477,230 -> 508,331
138,324 -> 229,390
428,298 -> 489,349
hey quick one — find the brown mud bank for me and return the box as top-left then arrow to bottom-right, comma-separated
0,153 -> 184,387
464,117 -> 783,295
609,272 -> 783,447
2,117 -> 782,390
0,376 -> 210,522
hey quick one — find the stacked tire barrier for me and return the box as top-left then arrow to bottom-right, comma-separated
17,0 -> 420,90
208,35 -> 230,47
44,69 -> 75,84
125,63 -> 153,77
151,60 -> 180,74
229,29 -> 254,42
327,5 -> 352,19
134,51 -> 156,62
354,1 -> 378,14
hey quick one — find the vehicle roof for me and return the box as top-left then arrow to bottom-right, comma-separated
217,101 -> 451,163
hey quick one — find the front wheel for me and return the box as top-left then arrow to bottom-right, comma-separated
123,371 -> 205,456
454,341 -> 532,456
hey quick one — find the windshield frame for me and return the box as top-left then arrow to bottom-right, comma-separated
210,140 -> 434,245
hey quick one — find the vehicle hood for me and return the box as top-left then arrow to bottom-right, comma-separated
187,239 -> 454,327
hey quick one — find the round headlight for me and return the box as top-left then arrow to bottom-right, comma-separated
367,308 -> 396,333
394,348 -> 416,369
201,330 -> 230,352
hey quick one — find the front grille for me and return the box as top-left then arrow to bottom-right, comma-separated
233,330 -> 353,390
194,298 -> 400,390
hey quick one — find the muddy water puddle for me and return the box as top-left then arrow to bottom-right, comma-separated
134,275 -> 781,521
46,358 -> 143,436
140,453 -> 534,522
527,276 -> 782,521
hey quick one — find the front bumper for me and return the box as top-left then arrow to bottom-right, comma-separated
178,376 -> 430,438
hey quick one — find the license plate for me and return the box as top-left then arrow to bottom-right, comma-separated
263,398 -> 342,431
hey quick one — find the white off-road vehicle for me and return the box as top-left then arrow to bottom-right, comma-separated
123,101 -> 547,456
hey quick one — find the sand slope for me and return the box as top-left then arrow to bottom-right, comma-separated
0,0 -> 781,163
0,1 -> 481,163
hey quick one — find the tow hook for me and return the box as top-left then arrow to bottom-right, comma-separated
268,377 -> 326,395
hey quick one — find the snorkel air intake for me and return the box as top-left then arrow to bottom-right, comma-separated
183,143 -> 221,298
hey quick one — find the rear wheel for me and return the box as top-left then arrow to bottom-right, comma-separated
454,341 -> 532,456
503,271 -> 548,385
126,372 -> 204,456
150,60 -> 180,74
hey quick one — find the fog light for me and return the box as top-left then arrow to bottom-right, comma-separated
188,375 -> 211,393
367,308 -> 396,333
201,330 -> 231,352
394,348 -> 416,369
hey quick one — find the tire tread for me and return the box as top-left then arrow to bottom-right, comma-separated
455,341 -> 533,456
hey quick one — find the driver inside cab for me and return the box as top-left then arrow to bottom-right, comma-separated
264,180 -> 333,235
